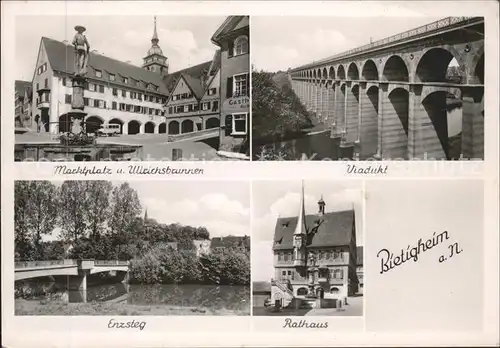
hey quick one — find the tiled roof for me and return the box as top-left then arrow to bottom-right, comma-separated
253,281 -> 271,293
357,246 -> 363,265
211,16 -> 249,45
273,210 -> 355,250
15,80 -> 31,97
41,37 -> 169,95
162,50 -> 221,100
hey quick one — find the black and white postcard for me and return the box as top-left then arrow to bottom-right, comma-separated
1,1 -> 499,347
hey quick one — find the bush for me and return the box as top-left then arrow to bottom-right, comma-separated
129,246 -> 249,286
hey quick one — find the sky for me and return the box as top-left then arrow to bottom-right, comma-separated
129,180 -> 250,238
252,16 -> 444,72
15,15 -> 226,81
252,180 -> 363,282
42,180 -> 250,241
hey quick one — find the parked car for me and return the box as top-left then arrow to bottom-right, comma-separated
97,123 -> 121,136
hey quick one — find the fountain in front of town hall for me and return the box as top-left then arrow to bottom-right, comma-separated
15,26 -> 142,161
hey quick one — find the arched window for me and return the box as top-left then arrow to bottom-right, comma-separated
234,35 -> 249,56
330,287 -> 339,294
297,287 -> 308,296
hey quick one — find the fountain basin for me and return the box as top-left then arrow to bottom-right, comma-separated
15,143 -> 143,161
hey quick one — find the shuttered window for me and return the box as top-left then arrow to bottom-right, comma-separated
224,115 -> 233,136
226,77 -> 233,98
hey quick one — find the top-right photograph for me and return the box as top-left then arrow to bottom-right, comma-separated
251,16 -> 484,161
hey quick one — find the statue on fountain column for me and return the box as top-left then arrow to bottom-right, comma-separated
72,25 -> 90,76
307,253 -> 318,297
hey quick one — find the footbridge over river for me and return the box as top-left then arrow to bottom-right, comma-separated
289,17 -> 484,160
15,259 -> 130,291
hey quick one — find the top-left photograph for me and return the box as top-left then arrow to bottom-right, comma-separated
14,15 -> 250,161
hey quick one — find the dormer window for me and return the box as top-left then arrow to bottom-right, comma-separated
234,35 -> 249,56
109,74 -> 115,81
123,77 -> 128,84
282,221 -> 290,227
95,70 -> 102,78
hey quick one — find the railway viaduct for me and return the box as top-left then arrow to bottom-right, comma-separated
289,17 -> 484,160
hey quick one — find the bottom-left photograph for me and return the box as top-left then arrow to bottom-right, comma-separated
14,180 -> 251,316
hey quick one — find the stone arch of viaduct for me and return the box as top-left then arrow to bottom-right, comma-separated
290,17 -> 484,159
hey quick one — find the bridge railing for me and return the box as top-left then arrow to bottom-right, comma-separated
14,259 -> 77,269
94,260 -> 129,266
297,16 -> 478,70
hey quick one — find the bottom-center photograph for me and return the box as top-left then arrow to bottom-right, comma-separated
252,180 -> 363,317
14,180 -> 250,316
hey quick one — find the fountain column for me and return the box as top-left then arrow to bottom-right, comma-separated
67,25 -> 92,136
69,75 -> 88,134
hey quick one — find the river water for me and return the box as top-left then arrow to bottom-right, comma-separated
15,278 -> 249,312
254,109 -> 462,161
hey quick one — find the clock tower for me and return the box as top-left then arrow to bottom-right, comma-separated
142,16 -> 169,75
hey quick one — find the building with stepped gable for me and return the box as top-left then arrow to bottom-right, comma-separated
271,184 -> 359,309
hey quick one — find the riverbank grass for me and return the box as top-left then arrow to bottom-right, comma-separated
15,299 -> 249,316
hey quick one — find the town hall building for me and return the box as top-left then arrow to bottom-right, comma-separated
271,185 -> 359,308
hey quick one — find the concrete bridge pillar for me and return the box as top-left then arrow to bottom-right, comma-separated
321,83 -> 329,124
409,86 -> 447,160
334,82 -> 345,137
345,81 -> 360,144
327,82 -> 335,126
461,87 -> 484,159
359,83 -> 379,159
408,85 -> 425,159
302,81 -> 306,105
309,83 -> 314,112
312,83 -> 318,115
314,82 -> 322,121
67,269 -> 89,291
310,82 -> 315,112
380,83 -> 409,160
306,82 -> 312,111
298,81 -> 303,104
355,83 -> 364,155
376,83 -> 388,158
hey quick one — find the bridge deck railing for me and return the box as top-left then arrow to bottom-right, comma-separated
15,259 -> 77,269
94,260 -> 129,266
297,17 -> 478,70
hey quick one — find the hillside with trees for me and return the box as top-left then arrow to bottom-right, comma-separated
15,181 -> 213,262
252,71 -> 313,147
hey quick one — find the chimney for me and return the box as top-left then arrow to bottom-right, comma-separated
318,196 -> 326,215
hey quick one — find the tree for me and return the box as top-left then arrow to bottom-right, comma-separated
14,181 -> 58,260
59,181 -> 88,243
26,181 -> 58,259
15,181 -> 34,260
82,181 -> 113,242
109,182 -> 141,257
252,71 -> 312,149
